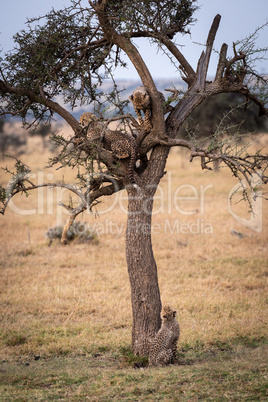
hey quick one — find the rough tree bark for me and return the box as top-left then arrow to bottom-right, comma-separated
126,143 -> 171,355
126,188 -> 161,355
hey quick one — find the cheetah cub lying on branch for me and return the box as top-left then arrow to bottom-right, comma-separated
79,112 -> 137,185
149,305 -> 180,366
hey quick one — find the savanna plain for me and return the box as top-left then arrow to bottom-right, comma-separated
0,133 -> 267,400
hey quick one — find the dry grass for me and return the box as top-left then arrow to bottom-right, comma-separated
0,134 -> 267,399
0,135 -> 267,355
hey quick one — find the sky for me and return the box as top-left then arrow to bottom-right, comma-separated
0,0 -> 267,80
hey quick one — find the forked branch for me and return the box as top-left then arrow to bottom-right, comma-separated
158,137 -> 268,191
0,169 -> 124,244
196,14 -> 221,90
168,14 -> 267,133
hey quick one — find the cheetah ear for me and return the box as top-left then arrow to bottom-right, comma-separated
129,95 -> 133,100
173,311 -> 176,317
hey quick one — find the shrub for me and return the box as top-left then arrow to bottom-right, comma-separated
46,221 -> 99,246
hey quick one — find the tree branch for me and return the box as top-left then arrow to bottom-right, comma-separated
61,202 -> 87,244
167,14 -> 267,134
215,43 -> 228,81
1,166 -> 124,243
0,80 -> 81,135
1,180 -> 84,215
92,0 -> 166,139
154,34 -> 196,85
61,177 -> 124,244
157,137 -> 268,190
196,14 -> 221,90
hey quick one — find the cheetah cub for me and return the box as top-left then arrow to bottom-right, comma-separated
129,85 -> 165,132
79,112 -> 137,185
149,305 -> 180,366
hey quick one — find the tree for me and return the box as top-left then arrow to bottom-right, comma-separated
0,0 -> 267,356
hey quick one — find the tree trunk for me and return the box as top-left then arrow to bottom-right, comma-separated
125,142 -> 172,356
125,185 -> 162,355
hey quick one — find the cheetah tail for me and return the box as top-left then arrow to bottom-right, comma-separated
129,148 -> 138,187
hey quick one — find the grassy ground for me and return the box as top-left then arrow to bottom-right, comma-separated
0,343 -> 267,400
0,135 -> 267,399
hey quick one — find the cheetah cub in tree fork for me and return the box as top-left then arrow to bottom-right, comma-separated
129,85 -> 165,132
149,305 -> 180,366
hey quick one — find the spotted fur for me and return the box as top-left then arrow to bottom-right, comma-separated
149,305 -> 180,366
129,85 -> 165,132
79,113 -> 137,185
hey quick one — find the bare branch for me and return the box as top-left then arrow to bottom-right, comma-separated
1,180 -> 84,215
224,46 -> 247,83
61,202 -> 87,244
157,137 -> 268,190
0,80 -> 81,134
155,35 -> 196,85
215,43 -> 228,81
102,114 -> 140,132
60,175 -> 124,244
196,14 -> 221,90
1,165 -> 124,243
240,86 -> 268,117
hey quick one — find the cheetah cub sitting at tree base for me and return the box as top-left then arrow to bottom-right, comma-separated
129,85 -> 165,132
79,112 -> 137,185
149,305 -> 180,366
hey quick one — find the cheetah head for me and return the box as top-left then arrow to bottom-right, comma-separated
162,305 -> 177,321
129,85 -> 151,109
79,112 -> 98,128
